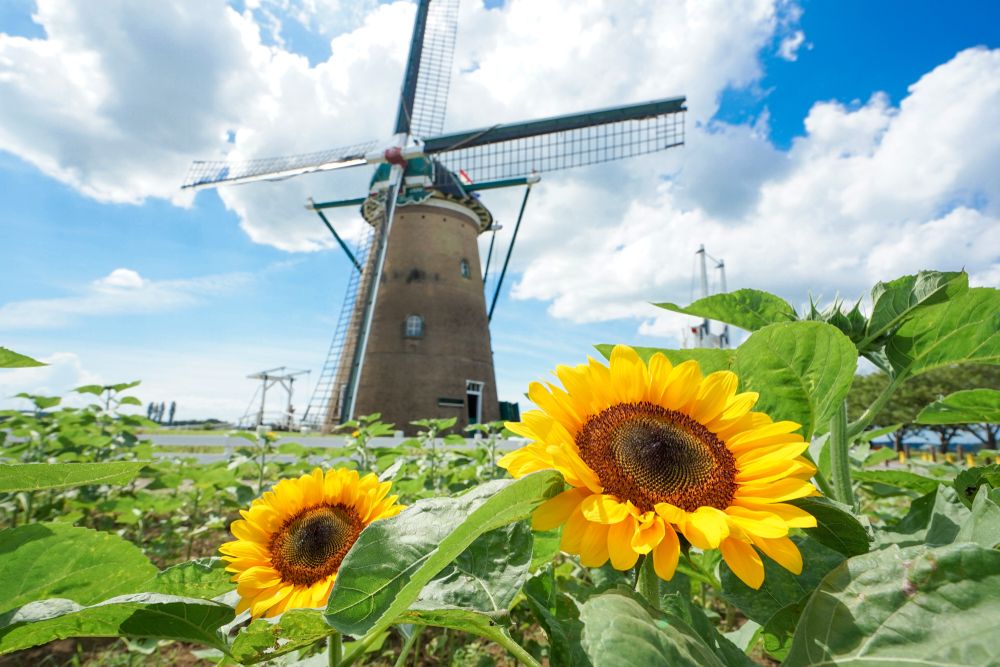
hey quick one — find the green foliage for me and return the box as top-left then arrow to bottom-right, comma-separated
733,321 -> 857,438
230,610 -> 334,664
0,347 -> 45,368
325,471 -> 562,637
917,388 -> 1000,424
655,288 -> 797,332
0,461 -> 147,492
786,542 -> 1000,667
788,497 -> 872,557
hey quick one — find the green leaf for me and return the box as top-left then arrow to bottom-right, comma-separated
413,520 -> 532,614
230,609 -> 334,664
864,270 -> 968,346
595,344 -> 735,374
955,486 -> 1000,549
0,462 -> 147,492
119,396 -> 143,406
852,469 -> 942,495
885,287 -> 1000,378
733,321 -> 858,438
879,485 -> 970,547
73,384 -> 106,395
858,423 -> 903,443
324,471 -> 563,637
579,591 -> 726,667
0,524 -> 157,615
785,542 -> 1000,667
861,446 -> 897,467
398,608 -> 527,663
720,536 -> 845,661
916,388 -> 1000,424
530,527 -> 562,572
655,289 -> 797,332
523,567 -> 590,667
789,497 -> 872,557
0,593 -> 232,655
953,464 -> 1000,508
148,558 -> 233,600
0,347 -> 45,368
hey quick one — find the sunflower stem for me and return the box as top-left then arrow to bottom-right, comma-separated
635,554 -> 661,610
846,372 -> 905,439
829,401 -> 855,507
328,632 -> 342,667
393,626 -> 422,667
492,628 -> 542,667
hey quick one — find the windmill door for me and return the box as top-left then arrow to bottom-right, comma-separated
466,380 -> 484,425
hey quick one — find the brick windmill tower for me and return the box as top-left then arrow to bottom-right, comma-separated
183,0 -> 686,434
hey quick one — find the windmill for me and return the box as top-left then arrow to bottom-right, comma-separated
182,0 -> 686,435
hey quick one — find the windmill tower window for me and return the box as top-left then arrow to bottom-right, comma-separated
466,380 -> 484,425
460,259 -> 471,278
404,315 -> 424,338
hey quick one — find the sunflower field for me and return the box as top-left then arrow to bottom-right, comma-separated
2,269 -> 1000,667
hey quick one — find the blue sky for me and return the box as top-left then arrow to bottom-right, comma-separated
1,1 -> 998,421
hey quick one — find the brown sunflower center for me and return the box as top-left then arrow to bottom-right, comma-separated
576,401 -> 737,513
269,504 -> 363,586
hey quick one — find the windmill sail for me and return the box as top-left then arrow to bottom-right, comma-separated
408,0 -> 459,137
181,140 -> 379,190
424,96 -> 685,182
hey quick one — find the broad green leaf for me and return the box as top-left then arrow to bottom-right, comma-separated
658,576 -> 755,667
955,486 -> 1000,549
885,287 -> 1000,378
579,591 -> 726,667
655,289 -> 797,332
789,497 -> 872,557
412,520 -> 532,614
862,447 -> 897,467
0,593 -> 232,655
785,542 -> 1000,667
720,536 -> 844,661
0,462 -> 147,492
595,344 -> 735,374
230,609 -> 333,664
733,321 -> 857,438
953,464 -> 1000,508
0,524 -> 157,615
523,567 -> 590,667
14,393 -> 60,410
0,347 -> 44,368
917,388 -> 1000,424
149,558 -> 233,600
858,423 -> 903,443
878,485 -> 970,547
325,471 -> 563,637
73,384 -> 106,395
853,469 -> 942,496
864,270 -> 968,346
397,608 -> 527,663
530,527 -> 562,572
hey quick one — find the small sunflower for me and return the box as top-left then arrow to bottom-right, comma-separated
498,345 -> 819,589
220,467 -> 404,618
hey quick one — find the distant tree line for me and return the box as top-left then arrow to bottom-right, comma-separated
847,364 -> 1000,455
146,400 -> 177,425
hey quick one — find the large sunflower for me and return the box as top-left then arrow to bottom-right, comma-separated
499,345 -> 819,589
220,467 -> 404,618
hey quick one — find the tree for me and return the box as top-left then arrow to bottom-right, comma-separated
168,401 -> 176,425
848,365 -> 1000,455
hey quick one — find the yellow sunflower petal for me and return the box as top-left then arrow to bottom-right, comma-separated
579,522 -> 611,568
533,487 -> 591,531
724,506 -> 789,539
751,535 -> 803,575
652,523 -> 681,581
662,360 -> 702,412
736,440 -> 811,467
681,506 -> 730,549
732,500 -> 817,528
631,513 -> 666,555
737,460 -> 817,485
608,515 -> 640,570
528,381 -> 582,433
689,371 -> 739,424
610,345 -> 648,404
560,507 -> 588,554
645,352 -> 674,405
580,494 -> 632,524
726,421 -> 803,453
720,537 -> 764,589
736,477 -> 819,503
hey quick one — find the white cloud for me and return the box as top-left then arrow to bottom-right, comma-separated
0,267 -> 253,330
778,30 -> 805,61
506,47 -> 1000,332
0,352 -> 103,408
